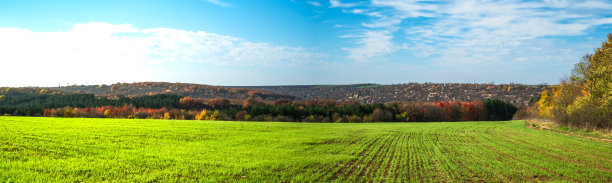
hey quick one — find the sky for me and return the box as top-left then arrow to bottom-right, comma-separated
0,0 -> 611,87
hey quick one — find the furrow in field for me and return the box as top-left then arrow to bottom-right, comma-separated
436,132 -> 457,181
459,141 -> 513,182
473,130 -> 551,182
492,129 -> 612,173
310,136 -> 367,181
379,132 -> 404,178
499,127 -> 612,165
332,134 -> 388,181
406,131 -> 424,182
418,132 -> 443,182
405,132 -> 416,181
3,118 -> 611,182
437,132 -> 470,181
410,132 -> 429,182
546,142 -> 612,161
364,135 -> 394,180
469,132 -> 578,182
429,131 -> 457,182
463,132 -> 538,182
517,123 -> 612,155
376,131 -> 403,182
329,135 -> 383,181
392,132 -> 407,182
423,131 -> 442,182
353,133 -> 397,182
480,129 -> 612,181
450,132 -> 483,180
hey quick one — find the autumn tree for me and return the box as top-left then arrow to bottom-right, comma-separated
537,89 -> 553,118
179,97 -> 203,109
395,111 -> 410,122
273,99 -> 292,106
534,33 -> 611,131
195,109 -> 207,120
565,34 -> 612,130
242,97 -> 264,108
208,98 -> 230,109
235,110 -> 249,121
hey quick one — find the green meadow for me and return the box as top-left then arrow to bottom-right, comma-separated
0,116 -> 610,182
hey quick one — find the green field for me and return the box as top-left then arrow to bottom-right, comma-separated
0,117 -> 610,182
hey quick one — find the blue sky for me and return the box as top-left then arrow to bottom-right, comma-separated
0,0 -> 611,87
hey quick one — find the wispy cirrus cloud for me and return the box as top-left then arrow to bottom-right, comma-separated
329,0 -> 362,8
307,1 -> 322,7
332,0 -> 612,63
343,30 -> 395,62
203,0 -> 230,7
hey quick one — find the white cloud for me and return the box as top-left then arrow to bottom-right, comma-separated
593,17 -> 612,25
371,0 -> 439,18
307,1 -> 322,7
333,0 -> 612,63
343,31 -> 395,62
203,0 -> 230,7
574,1 -> 612,9
351,9 -> 365,14
401,0 -> 612,66
330,0 -> 361,8
361,16 -> 401,28
0,22 -> 326,87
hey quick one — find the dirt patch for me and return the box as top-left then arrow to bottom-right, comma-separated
321,139 -> 338,144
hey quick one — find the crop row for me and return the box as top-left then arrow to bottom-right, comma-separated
0,117 -> 610,182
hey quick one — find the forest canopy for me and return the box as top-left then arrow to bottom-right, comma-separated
0,88 -> 517,123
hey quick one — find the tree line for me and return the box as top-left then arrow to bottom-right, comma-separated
0,92 -> 180,116
1,87 -> 518,122
515,33 -> 611,131
38,98 -> 515,123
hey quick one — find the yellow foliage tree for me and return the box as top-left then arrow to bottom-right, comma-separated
538,33 -> 612,130
39,89 -> 49,94
104,110 -> 111,118
537,89 -> 552,118
195,109 -> 207,120
163,112 -> 171,120
209,110 -> 220,120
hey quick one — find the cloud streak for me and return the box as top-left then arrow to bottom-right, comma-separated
203,0 -> 230,7
343,30 -> 395,62
330,0 -> 361,8
333,0 -> 612,63
307,1 -> 322,7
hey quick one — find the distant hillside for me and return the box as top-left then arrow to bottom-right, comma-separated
229,83 -> 547,107
4,82 -> 547,108
46,82 -> 300,101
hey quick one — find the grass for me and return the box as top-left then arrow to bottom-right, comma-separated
525,120 -> 612,141
0,116 -> 610,182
